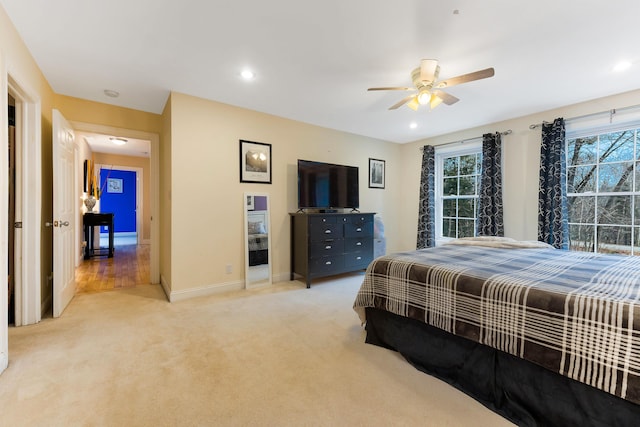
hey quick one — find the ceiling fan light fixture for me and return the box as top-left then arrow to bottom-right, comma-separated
407,97 -> 420,111
417,90 -> 431,105
430,95 -> 443,110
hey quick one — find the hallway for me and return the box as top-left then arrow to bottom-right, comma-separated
75,244 -> 151,293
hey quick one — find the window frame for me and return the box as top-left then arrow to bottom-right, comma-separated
434,142 -> 482,246
566,121 -> 640,255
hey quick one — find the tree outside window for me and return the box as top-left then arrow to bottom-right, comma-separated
567,129 -> 639,255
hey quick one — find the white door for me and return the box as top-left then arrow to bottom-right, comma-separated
52,110 -> 76,317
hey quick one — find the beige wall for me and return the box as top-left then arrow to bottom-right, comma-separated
398,88 -> 640,250
55,94 -> 163,135
166,92 -> 401,294
92,152 -> 151,241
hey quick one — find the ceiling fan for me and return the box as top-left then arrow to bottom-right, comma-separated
368,59 -> 495,111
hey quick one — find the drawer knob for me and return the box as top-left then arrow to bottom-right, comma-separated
325,245 -> 332,249
325,230 -> 332,234
356,256 -> 362,260
356,242 -> 362,246
325,261 -> 332,265
356,227 -> 362,232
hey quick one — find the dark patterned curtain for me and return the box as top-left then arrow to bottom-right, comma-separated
538,118 -> 568,249
477,132 -> 504,236
417,145 -> 436,248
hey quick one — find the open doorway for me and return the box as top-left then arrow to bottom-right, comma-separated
74,127 -> 158,293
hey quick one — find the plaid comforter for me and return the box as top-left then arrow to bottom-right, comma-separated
353,245 -> 640,404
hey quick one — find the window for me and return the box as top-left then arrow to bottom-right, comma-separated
435,144 -> 482,243
567,127 -> 640,255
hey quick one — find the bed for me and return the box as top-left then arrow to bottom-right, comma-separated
247,211 -> 269,266
353,237 -> 640,426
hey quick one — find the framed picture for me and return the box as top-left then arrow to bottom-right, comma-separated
246,195 -> 255,210
368,158 -> 385,189
240,140 -> 272,184
107,178 -> 123,193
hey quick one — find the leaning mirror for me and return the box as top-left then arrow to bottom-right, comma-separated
244,193 -> 272,288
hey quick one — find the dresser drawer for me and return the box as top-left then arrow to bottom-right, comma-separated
344,221 -> 373,238
309,223 -> 340,240
347,215 -> 373,226
309,256 -> 344,274
308,215 -> 337,226
310,240 -> 344,258
344,237 -> 373,253
344,252 -> 371,269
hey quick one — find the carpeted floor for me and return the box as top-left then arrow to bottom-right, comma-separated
0,274 -> 514,426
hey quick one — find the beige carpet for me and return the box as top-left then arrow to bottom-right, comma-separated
0,274 -> 514,427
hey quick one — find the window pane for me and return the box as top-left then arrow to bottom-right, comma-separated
597,225 -> 632,255
569,224 -> 594,252
443,218 -> 456,238
443,199 -> 456,217
636,196 -> 640,226
598,162 -> 633,192
597,196 -> 632,225
459,176 -> 476,195
636,161 -> 640,192
635,227 -> 640,255
458,219 -> 475,238
458,199 -> 475,218
567,165 -> 596,193
443,177 -> 458,196
567,136 -> 597,166
444,157 -> 458,177
599,131 -> 634,163
568,196 -> 595,224
459,154 -> 476,175
476,153 -> 482,175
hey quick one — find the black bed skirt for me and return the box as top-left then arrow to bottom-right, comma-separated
364,307 -> 640,427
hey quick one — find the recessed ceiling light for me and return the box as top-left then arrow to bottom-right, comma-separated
104,89 -> 120,98
240,69 -> 255,80
409,122 -> 418,129
613,61 -> 632,72
109,137 -> 127,146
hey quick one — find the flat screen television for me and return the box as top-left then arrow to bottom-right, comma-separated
297,159 -> 359,210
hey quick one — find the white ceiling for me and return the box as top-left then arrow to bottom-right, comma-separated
2,0 -> 640,144
77,132 -> 150,158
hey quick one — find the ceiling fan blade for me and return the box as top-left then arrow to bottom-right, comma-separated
389,95 -> 416,110
419,59 -> 439,83
368,87 -> 413,91
432,90 -> 459,106
436,67 -> 495,89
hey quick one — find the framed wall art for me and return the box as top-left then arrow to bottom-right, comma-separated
368,158 -> 385,189
107,177 -> 123,193
240,140 -> 272,184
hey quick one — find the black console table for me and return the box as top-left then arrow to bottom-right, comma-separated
83,212 -> 114,259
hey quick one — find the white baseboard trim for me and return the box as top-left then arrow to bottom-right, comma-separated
0,352 -> 7,374
272,272 -> 291,283
169,280 -> 245,303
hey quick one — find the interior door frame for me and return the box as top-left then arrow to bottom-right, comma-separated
1,59 -> 42,374
97,164 -> 144,245
70,121 -> 160,284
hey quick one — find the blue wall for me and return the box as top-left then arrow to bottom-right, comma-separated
100,169 -> 137,233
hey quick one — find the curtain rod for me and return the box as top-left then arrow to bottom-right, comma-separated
528,104 -> 640,129
420,129 -> 512,150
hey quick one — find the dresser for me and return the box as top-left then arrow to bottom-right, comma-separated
290,212 -> 374,288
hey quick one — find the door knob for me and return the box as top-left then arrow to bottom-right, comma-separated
60,221 -> 70,227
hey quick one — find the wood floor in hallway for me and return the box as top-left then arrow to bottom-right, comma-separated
75,244 -> 151,293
